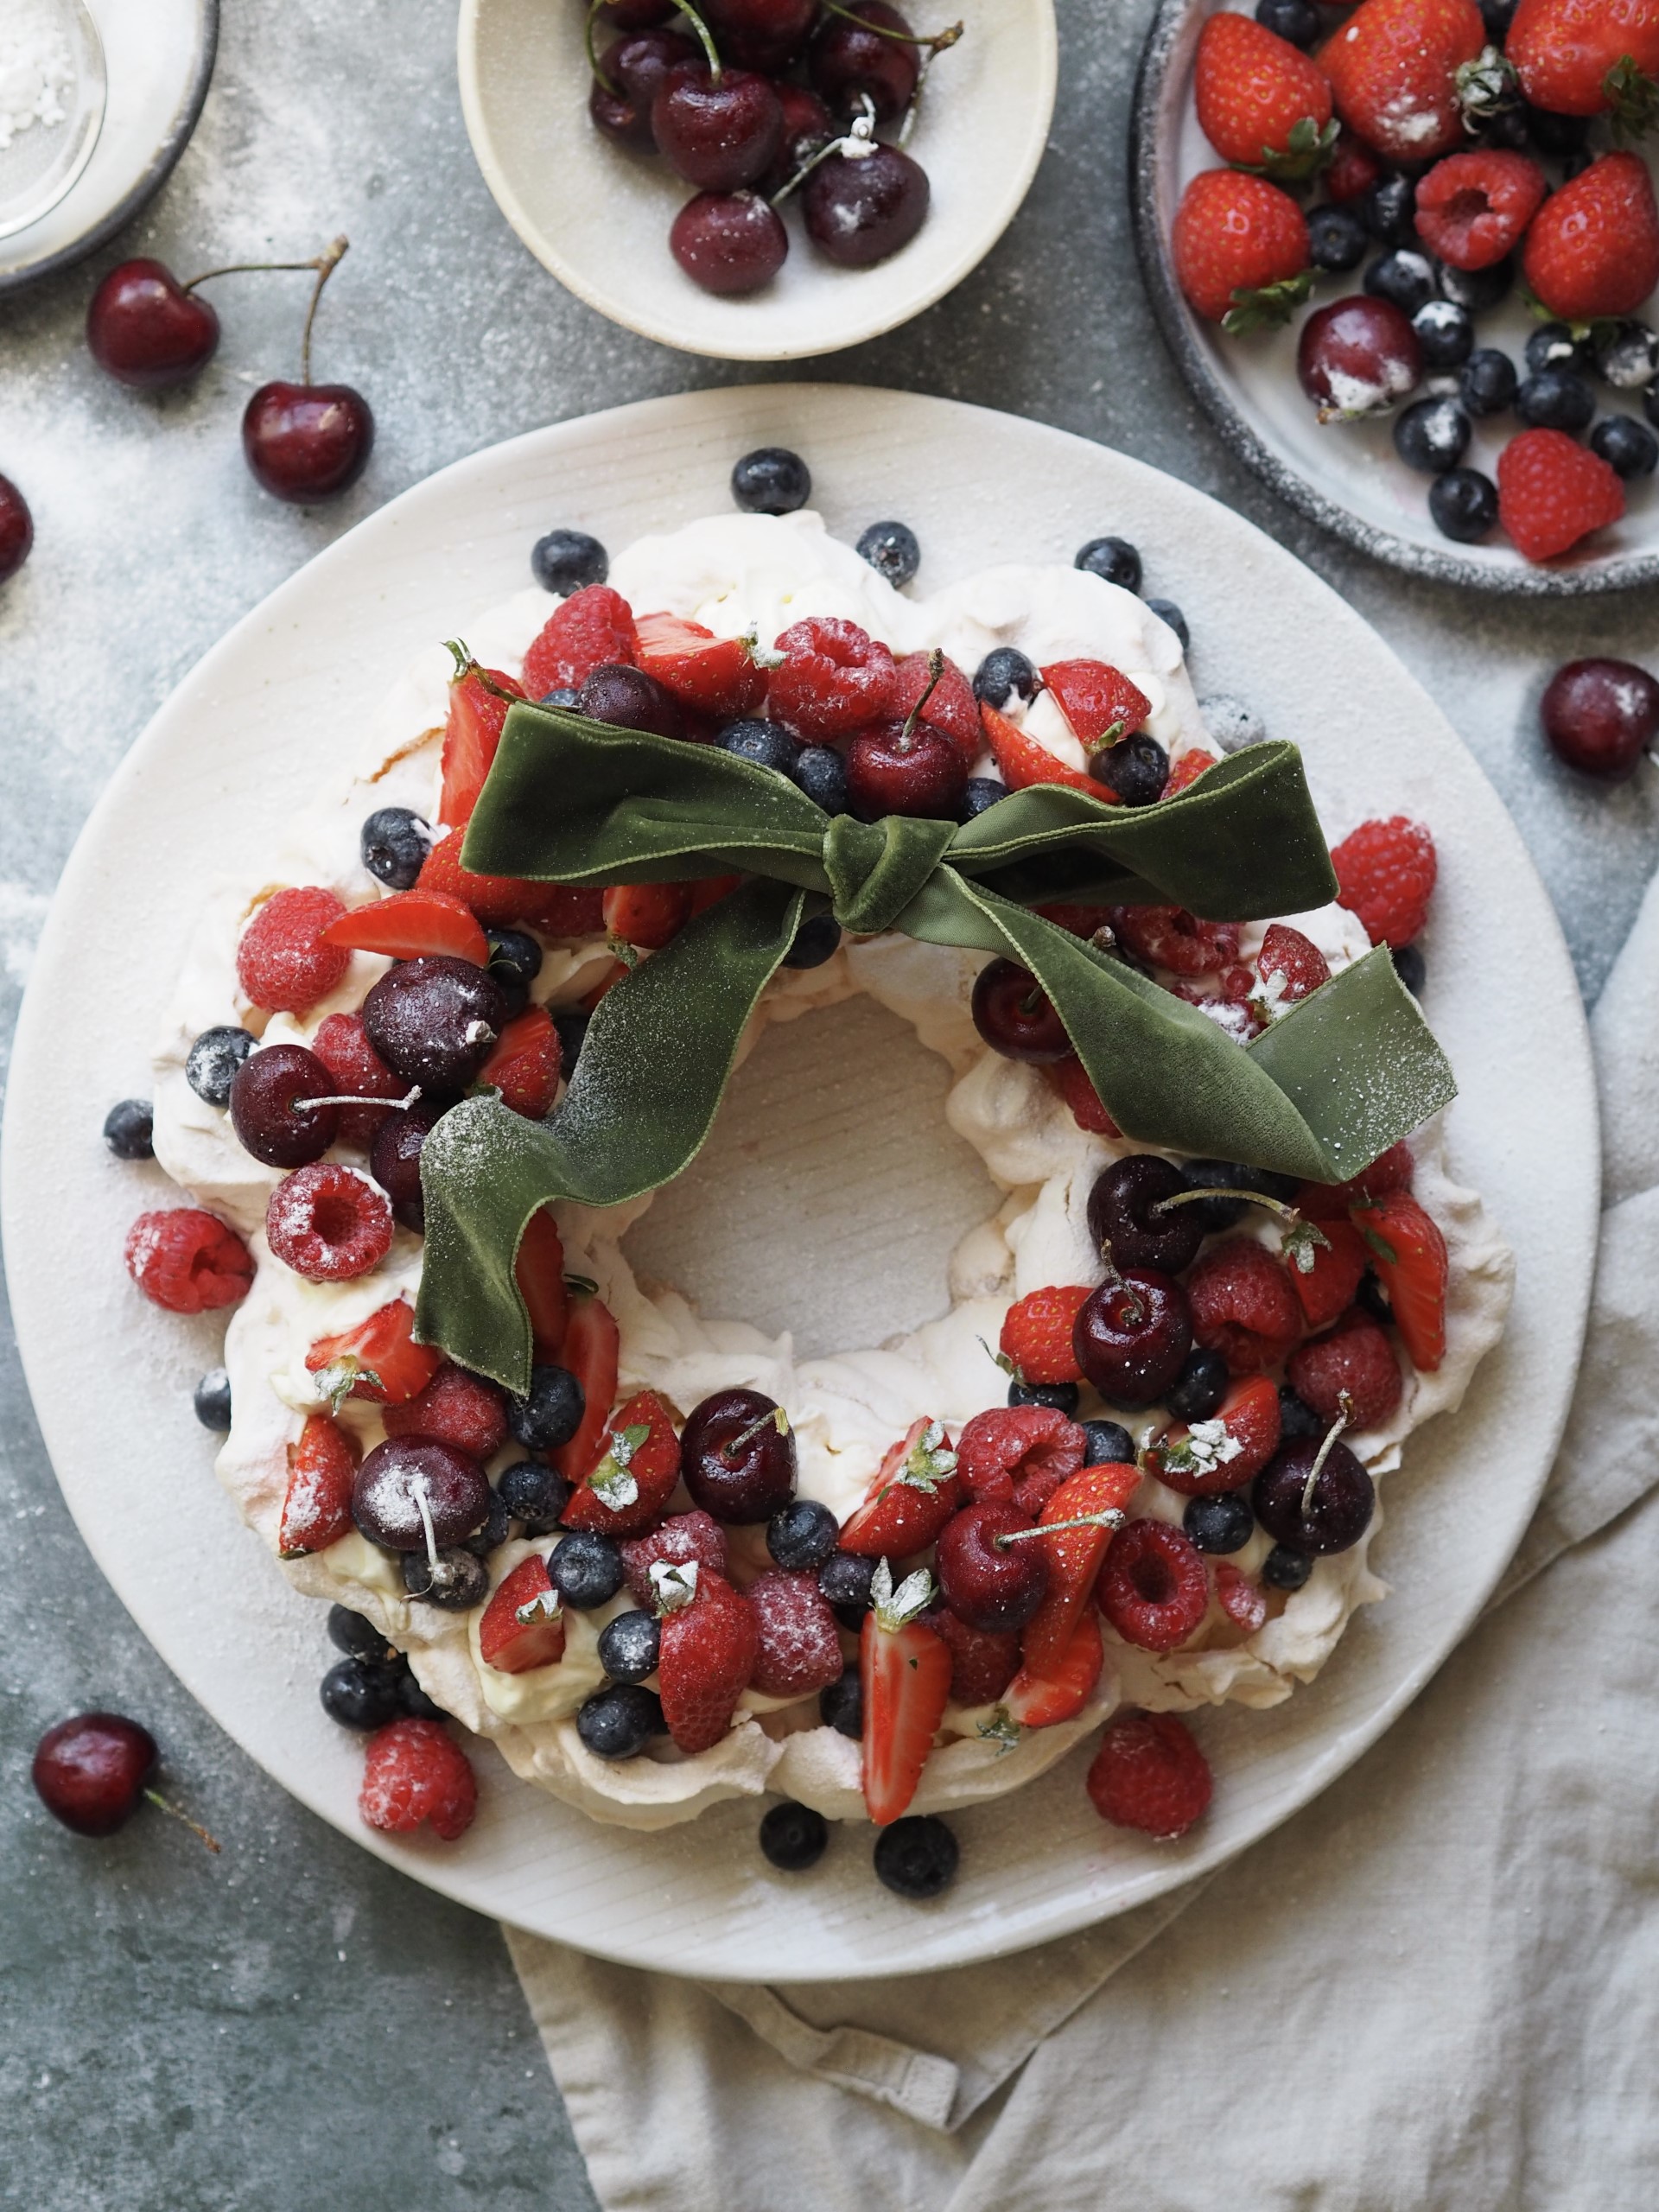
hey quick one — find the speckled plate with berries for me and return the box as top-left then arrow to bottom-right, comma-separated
1134,0 -> 1659,594
2,385 -> 1596,1979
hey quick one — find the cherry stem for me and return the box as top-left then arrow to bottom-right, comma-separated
770,95 -> 877,207
1300,1398 -> 1352,1521
899,647 -> 944,752
143,1788 -> 223,1855
1099,1255 -> 1146,1328
1154,1186 -> 1326,1247
298,235 -> 348,387
583,0 -> 620,92
444,641 -> 523,706
721,1404 -> 788,1460
819,0 -> 964,54
671,0 -> 721,81
183,257 -> 333,294
995,1509 -> 1126,1549
415,1478 -> 441,1575
296,1085 -> 422,1113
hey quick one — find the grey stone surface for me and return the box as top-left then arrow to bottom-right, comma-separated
0,2 -> 1653,2205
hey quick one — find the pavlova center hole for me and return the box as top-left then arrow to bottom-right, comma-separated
620,993 -> 1002,1363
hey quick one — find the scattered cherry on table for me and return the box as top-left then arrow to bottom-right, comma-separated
242,235 -> 374,504
0,473 -> 32,583
33,1713 -> 220,1850
1541,658 -> 1659,782
86,257 -> 222,390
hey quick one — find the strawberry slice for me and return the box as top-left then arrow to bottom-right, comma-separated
550,1293 -> 620,1483
1143,1376 -> 1282,1498
1039,659 -> 1153,748
479,1006 -> 561,1119
563,1388 -> 682,1536
305,1299 -> 443,1408
657,1567 -> 758,1753
522,584 -> 639,699
278,1413 -> 359,1556
837,1419 -> 963,1560
601,880 -> 694,951
1288,1217 -> 1367,1331
441,660 -> 524,830
1018,1461 -> 1140,1675
1001,1606 -> 1104,1729
322,889 -> 489,966
980,702 -> 1103,796
1353,1192 -> 1447,1371
635,611 -> 766,720
861,1560 -> 953,1825
514,1205 -> 568,1361
479,1554 -> 567,1674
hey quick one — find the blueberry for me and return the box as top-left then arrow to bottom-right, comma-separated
327,1605 -> 398,1663
1082,1419 -> 1135,1466
820,1666 -> 863,1738
549,1531 -> 625,1610
1008,1378 -> 1081,1415
856,520 -> 920,588
540,686 -> 581,709
320,1656 -> 404,1730
1277,1387 -> 1324,1442
552,1011 -> 589,1080
1525,322 -> 1589,378
790,744 -> 849,815
1590,414 -> 1659,480
1597,322 -> 1659,391
531,528 -> 608,594
103,1097 -> 154,1160
1357,1269 -> 1394,1325
958,776 -> 1010,820
1436,256 -> 1513,315
1174,1159 -> 1254,1234
1166,1348 -> 1229,1424
1516,368 -> 1595,435
1359,175 -> 1416,247
1090,731 -> 1168,807
461,1488 -> 515,1558
1392,942 -> 1427,995
719,717 -> 797,774
1306,204 -> 1368,274
1262,1543 -> 1314,1591
818,1549 -> 875,1628
360,805 -> 429,891
186,1026 -> 256,1108
1429,467 -> 1499,543
576,1682 -> 663,1758
1412,299 -> 1473,372
496,1459 -> 571,1535
874,1814 -> 959,1899
1393,397 -> 1471,474
1366,251 -> 1437,316
1075,536 -> 1142,593
1523,105 -> 1589,160
732,447 -> 811,516
767,1497 -> 841,1572
782,912 -> 843,970
972,646 -> 1039,709
397,1671 -> 448,1721
1254,0 -> 1319,45
760,1800 -> 829,1871
193,1367 -> 232,1431
485,929 -> 543,1023
1459,348 -> 1517,418
403,1547 -> 490,1609
597,1608 -> 662,1684
1183,1492 -> 1255,1555
507,1363 -> 585,1451
1144,598 -> 1190,652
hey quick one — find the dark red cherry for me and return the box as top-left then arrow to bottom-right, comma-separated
243,380 -> 374,503
702,0 -> 818,73
681,1389 -> 798,1522
847,719 -> 966,820
935,1502 -> 1049,1634
970,957 -> 1070,1063
86,258 -> 220,391
1296,296 -> 1421,418
804,143 -> 930,267
1254,1436 -> 1374,1555
763,82 -> 836,194
362,956 -> 504,1092
576,661 -> 686,741
810,0 -> 920,123
0,473 -> 32,584
370,1098 -> 444,1234
670,191 -> 790,293
652,66 -> 785,191
1541,658 -> 1659,782
229,1044 -> 339,1167
1087,1154 -> 1205,1274
353,1437 -> 492,1551
33,1713 -> 156,1836
591,29 -> 697,149
1073,1271 -> 1193,1408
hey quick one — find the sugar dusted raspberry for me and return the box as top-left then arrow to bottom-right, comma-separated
747,1569 -> 844,1699
1087,1709 -> 1212,1839
383,1363 -> 510,1461
1215,1562 -> 1268,1634
237,887 -> 350,1014
1112,905 -> 1241,976
311,1011 -> 404,1147
892,650 -> 981,763
1096,1517 -> 1210,1652
620,1510 -> 728,1610
265,1165 -> 394,1282
767,616 -> 896,742
1497,429 -> 1625,566
1186,1239 -> 1303,1374
957,1406 -> 1086,1519
1288,1307 -> 1402,1428
124,1208 -> 254,1313
1162,748 -> 1219,800
1414,149 -> 1547,272
999,1286 -> 1091,1386
1046,1053 -> 1122,1137
521,584 -> 638,698
359,1717 -> 477,1841
1330,817 -> 1437,949
1255,923 -> 1331,1010
931,1607 -> 1021,1707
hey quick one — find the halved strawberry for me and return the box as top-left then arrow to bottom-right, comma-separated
322,889 -> 488,967
1352,1192 -> 1447,1370
981,702 -> 1101,796
1143,1376 -> 1282,1499
1001,1606 -> 1104,1728
440,660 -> 524,831
551,1294 -> 621,1484
305,1299 -> 443,1408
634,612 -> 766,720
601,881 -> 694,951
515,1205 -> 568,1361
1288,1216 -> 1367,1330
861,1561 -> 953,1825
837,1420 -> 963,1560
522,585 -> 639,699
479,1554 -> 567,1674
419,825 -> 564,933
1039,659 -> 1153,748
657,1567 -> 757,1754
278,1414 -> 359,1556
1019,1461 -> 1140,1675
479,1006 -> 561,1120
563,1389 -> 682,1536
580,958 -> 629,1013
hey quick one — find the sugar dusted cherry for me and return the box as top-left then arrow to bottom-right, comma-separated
1073,1271 -> 1193,1408
671,190 -> 789,293
1541,658 -> 1659,782
804,144 -> 930,268
591,28 -> 696,149
362,957 -> 504,1092
971,957 -> 1070,1063
652,65 -> 785,191
702,0 -> 817,73
1297,296 -> 1421,419
353,1437 -> 492,1551
1088,1154 -> 1205,1274
33,1713 -> 156,1835
810,0 -> 921,123
682,1389 -> 798,1522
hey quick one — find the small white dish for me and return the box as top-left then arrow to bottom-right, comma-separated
458,0 -> 1057,361
0,0 -> 106,244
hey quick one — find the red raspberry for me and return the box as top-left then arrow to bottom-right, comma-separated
1414,149 -> 1547,272
1096,1518 -> 1210,1652
521,584 -> 638,698
418,825 -> 560,932
1161,748 -> 1218,799
478,1007 -> 561,1120
1186,1239 -> 1303,1374
1086,1709 -> 1212,1839
278,1412 -> 358,1556
619,1510 -> 728,1610
311,1011 -> 404,1147
265,1165 -> 394,1282
891,650 -> 981,764
383,1362 -> 510,1461
999,1285 -> 1091,1386
767,617 -> 896,742
1325,130 -> 1381,204
747,1570 -> 844,1699
124,1208 -> 254,1313
930,1606 -> 1021,1706
1171,982 -> 1263,1043
1045,1053 -> 1122,1137
1112,905 -> 1241,976
1214,1563 -> 1268,1634
1256,922 -> 1330,1006
1330,817 -> 1437,949
359,1717 -> 477,1841
1289,1306 -> 1403,1428
1295,1140 -> 1414,1219
1497,429 -> 1625,565
957,1406 -> 1086,1519
237,887 -> 350,1014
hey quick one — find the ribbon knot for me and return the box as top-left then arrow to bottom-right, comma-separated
823,813 -> 957,936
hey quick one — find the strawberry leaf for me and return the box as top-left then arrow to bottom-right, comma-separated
1222,270 -> 1313,338
1605,54 -> 1659,141
1249,114 -> 1339,185
1455,44 -> 1518,124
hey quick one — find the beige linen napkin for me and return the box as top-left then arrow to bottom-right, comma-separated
508,868 -> 1659,2210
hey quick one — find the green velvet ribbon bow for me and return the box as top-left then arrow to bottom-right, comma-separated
416,702 -> 1455,1391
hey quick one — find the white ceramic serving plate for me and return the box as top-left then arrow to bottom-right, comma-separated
3,385 -> 1596,1981
1132,0 -> 1659,595
458,0 -> 1056,360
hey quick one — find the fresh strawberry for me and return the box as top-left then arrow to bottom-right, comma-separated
892,650 -> 982,764
1215,1562 -> 1269,1634
478,1554 -> 567,1675
1195,11 -> 1338,178
440,658 -> 524,831
688,873 -> 743,916
861,1560 -> 953,1825
980,701 -> 1100,794
633,611 -> 765,720
418,826 -> 569,934
479,1006 -> 561,1119
306,1298 -> 443,1408
1352,1192 -> 1448,1370
838,1420 -> 963,1559
1413,149 -> 1547,272
550,1293 -> 620,1481
601,880 -> 694,951
514,1205 -> 568,1360
1040,659 -> 1154,748
1086,1709 -> 1211,1840
1019,1461 -> 1141,1675
1171,168 -> 1312,329
1522,153 -> 1659,322
657,1566 -> 757,1754
562,1388 -> 681,1536
1287,1216 -> 1369,1329
1497,428 -> 1625,564
1507,0 -> 1659,125
1330,816 -> 1437,948
998,1285 -> 1092,1387
277,1413 -> 359,1556
1002,1606 -> 1105,1729
1045,1053 -> 1122,1138
1161,747 -> 1219,799
521,584 -> 639,700
322,888 -> 490,967
1143,1375 -> 1283,1498
1318,0 -> 1485,163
